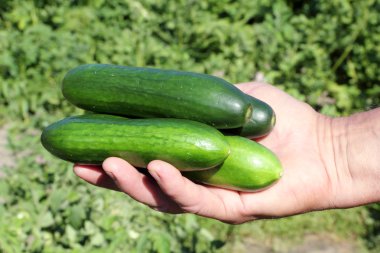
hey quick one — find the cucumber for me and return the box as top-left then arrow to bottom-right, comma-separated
223,95 -> 276,138
183,136 -> 282,191
41,114 -> 230,171
62,64 -> 252,129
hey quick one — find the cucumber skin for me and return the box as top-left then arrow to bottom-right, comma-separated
183,136 -> 282,191
40,114 -> 230,171
223,95 -> 276,138
62,64 -> 252,129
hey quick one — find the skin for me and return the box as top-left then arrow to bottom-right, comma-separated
73,82 -> 380,224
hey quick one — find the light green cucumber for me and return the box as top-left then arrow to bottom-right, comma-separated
183,136 -> 282,191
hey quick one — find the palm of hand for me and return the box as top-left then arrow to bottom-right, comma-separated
231,83 -> 330,222
74,82 -> 332,224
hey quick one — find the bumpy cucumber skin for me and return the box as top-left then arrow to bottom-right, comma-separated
224,95 -> 275,138
183,136 -> 282,191
62,64 -> 252,129
41,114 -> 230,171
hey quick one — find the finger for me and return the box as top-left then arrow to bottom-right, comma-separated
147,160 -> 237,220
235,81 -> 269,94
102,157 -> 182,213
73,164 -> 120,191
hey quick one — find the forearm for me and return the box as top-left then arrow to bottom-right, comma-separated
321,108 -> 380,208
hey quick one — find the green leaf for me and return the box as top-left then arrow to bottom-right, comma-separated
84,221 -> 98,235
68,204 -> 86,229
49,189 -> 66,213
90,233 -> 105,247
66,225 -> 77,243
153,233 -> 171,253
136,233 -> 149,253
211,239 -> 226,249
38,211 -> 54,228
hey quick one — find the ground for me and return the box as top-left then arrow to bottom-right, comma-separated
0,125 -> 14,178
236,234 -> 362,253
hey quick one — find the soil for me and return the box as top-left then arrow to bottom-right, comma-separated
0,125 -> 15,177
240,234 -> 362,253
288,234 -> 360,253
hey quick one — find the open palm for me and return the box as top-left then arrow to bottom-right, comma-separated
74,82 -> 334,224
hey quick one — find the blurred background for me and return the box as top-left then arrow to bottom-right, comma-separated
0,0 -> 379,252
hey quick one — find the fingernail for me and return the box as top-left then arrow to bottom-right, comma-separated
73,166 -> 86,176
102,160 -> 118,181
102,165 -> 117,180
106,170 -> 116,181
148,168 -> 160,182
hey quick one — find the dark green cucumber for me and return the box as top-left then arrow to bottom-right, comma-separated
183,136 -> 282,191
41,114 -> 230,171
62,64 -> 252,129
223,95 -> 275,138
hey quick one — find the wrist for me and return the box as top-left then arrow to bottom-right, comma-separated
344,109 -> 380,206
318,109 -> 380,209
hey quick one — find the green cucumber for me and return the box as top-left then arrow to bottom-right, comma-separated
41,114 -> 230,171
62,64 -> 252,129
183,136 -> 282,191
224,95 -> 276,138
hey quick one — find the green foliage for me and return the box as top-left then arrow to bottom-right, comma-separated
365,204 -> 380,251
0,0 -> 379,121
0,0 -> 379,252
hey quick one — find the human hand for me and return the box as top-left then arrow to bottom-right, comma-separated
73,82 -> 379,224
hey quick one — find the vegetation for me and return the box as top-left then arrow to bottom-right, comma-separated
0,0 -> 379,252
